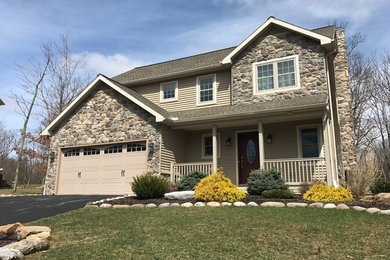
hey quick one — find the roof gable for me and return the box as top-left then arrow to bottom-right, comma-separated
221,17 -> 334,64
41,75 -> 167,136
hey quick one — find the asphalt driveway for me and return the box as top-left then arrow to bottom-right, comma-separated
0,195 -> 112,225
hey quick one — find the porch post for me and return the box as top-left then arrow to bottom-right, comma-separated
212,125 -> 217,173
258,121 -> 265,169
322,114 -> 333,186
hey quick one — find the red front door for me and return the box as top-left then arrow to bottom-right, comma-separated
238,132 -> 260,184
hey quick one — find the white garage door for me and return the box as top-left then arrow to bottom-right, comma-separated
57,141 -> 148,195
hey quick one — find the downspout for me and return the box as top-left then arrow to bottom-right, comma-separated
325,48 -> 339,187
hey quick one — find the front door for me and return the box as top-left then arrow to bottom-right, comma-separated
238,132 -> 260,184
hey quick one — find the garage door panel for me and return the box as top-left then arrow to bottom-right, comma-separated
57,143 -> 148,195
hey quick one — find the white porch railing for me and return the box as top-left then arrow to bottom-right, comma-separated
170,162 -> 212,184
264,157 -> 327,185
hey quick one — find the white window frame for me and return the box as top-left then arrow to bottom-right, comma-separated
296,124 -> 323,158
253,55 -> 300,95
201,133 -> 221,159
160,81 -> 178,103
196,74 -> 217,106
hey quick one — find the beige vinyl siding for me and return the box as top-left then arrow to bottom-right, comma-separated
160,125 -> 187,174
131,70 -> 231,112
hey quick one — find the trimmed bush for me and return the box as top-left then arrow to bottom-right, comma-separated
177,171 -> 207,191
303,183 -> 353,202
131,174 -> 168,199
262,189 -> 294,199
247,169 -> 288,195
370,180 -> 390,194
194,170 -> 246,202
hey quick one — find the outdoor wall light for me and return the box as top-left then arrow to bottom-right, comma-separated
226,137 -> 232,147
266,134 -> 272,144
49,151 -> 55,163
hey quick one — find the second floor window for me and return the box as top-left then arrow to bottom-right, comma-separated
197,74 -> 216,106
160,81 -> 178,102
253,55 -> 299,94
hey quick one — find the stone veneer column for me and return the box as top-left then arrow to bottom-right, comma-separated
333,28 -> 357,179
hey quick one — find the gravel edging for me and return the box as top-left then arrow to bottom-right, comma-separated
85,197 -> 390,216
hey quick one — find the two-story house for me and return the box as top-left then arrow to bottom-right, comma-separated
42,17 -> 356,195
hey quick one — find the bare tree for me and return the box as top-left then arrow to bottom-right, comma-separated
12,44 -> 53,192
38,34 -> 90,125
0,121 -> 17,160
370,54 -> 390,179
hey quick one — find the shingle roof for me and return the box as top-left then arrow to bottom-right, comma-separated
170,95 -> 328,122
112,47 -> 235,85
312,25 -> 336,39
112,25 -> 335,85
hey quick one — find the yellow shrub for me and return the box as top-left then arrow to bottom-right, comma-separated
194,170 -> 246,202
303,183 -> 353,202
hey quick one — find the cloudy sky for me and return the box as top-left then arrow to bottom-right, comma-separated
0,0 -> 389,133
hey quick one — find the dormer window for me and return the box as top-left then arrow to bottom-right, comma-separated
253,55 -> 299,94
160,81 -> 178,103
196,74 -> 216,106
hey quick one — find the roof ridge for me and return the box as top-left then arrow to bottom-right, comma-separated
130,46 -> 236,71
311,24 -> 336,31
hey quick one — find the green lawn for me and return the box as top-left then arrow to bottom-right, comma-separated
0,184 -> 43,195
25,207 -> 390,260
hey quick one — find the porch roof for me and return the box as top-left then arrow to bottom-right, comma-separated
169,95 -> 328,123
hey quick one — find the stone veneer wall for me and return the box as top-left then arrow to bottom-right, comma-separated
231,28 -> 327,105
333,29 -> 357,175
43,85 -> 161,195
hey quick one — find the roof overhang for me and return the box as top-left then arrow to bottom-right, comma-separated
0,99 -> 4,106
222,17 -> 334,64
41,74 -> 166,136
170,103 -> 328,130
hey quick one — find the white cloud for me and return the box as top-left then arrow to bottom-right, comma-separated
74,52 -> 143,77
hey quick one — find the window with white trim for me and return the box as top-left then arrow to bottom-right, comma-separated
64,148 -> 80,157
201,133 -> 220,158
104,145 -> 123,154
253,55 -> 299,94
197,74 -> 216,105
127,142 -> 146,152
160,81 -> 178,102
298,127 -> 320,158
83,147 -> 100,156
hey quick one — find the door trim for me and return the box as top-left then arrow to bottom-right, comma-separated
235,129 -> 257,185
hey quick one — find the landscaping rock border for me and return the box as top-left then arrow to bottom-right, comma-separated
0,223 -> 51,259
86,200 -> 390,216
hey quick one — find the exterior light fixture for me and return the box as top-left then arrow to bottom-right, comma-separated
266,134 -> 272,144
226,137 -> 232,147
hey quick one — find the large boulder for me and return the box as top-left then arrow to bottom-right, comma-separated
376,193 -> 390,204
5,238 -> 50,255
164,191 -> 195,200
0,247 -> 23,260
0,223 -> 23,236
9,226 -> 51,241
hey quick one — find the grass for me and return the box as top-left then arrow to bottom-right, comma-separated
25,207 -> 390,259
0,184 -> 43,195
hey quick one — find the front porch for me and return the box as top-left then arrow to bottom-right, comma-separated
161,105 -> 338,188
170,157 -> 327,186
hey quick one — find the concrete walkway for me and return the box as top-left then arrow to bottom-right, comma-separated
0,195 -> 112,225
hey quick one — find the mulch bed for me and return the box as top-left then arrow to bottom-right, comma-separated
97,195 -> 390,210
0,238 -> 18,247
